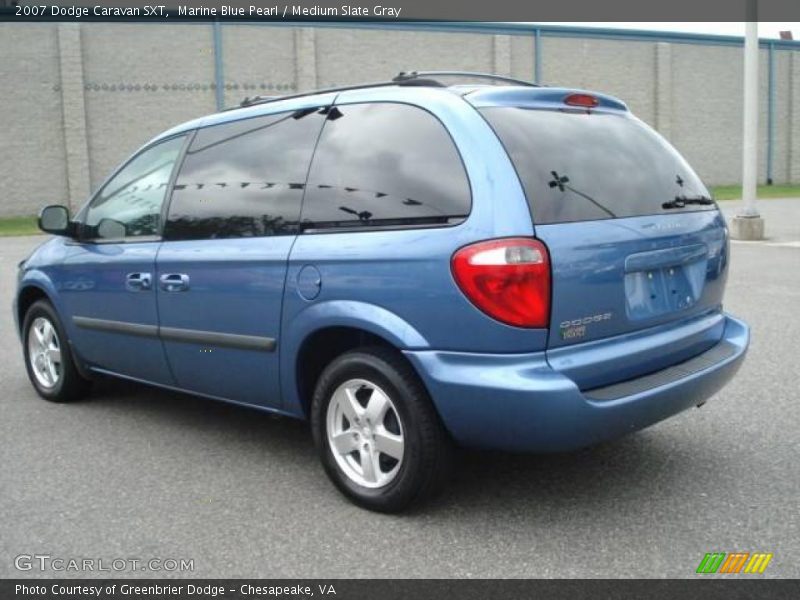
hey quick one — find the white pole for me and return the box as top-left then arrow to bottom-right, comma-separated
740,21 -> 759,217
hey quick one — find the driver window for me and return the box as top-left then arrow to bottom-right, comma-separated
83,136 -> 185,240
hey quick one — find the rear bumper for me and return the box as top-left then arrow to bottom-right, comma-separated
404,313 -> 749,452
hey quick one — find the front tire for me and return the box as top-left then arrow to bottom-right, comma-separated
311,346 -> 452,512
22,300 -> 90,402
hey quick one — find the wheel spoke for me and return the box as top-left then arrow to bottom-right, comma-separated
48,347 -> 62,364
45,360 -> 58,385
42,320 -> 55,345
359,445 -> 378,484
335,386 -> 362,426
363,388 -> 390,424
374,428 -> 404,460
33,324 -> 46,347
330,431 -> 359,456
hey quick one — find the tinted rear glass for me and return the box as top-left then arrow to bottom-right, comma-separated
480,107 -> 713,225
300,102 -> 471,230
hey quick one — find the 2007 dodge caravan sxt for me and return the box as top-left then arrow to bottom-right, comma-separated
15,72 -> 749,512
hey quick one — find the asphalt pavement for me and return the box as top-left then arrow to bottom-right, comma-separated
1,199 -> 798,578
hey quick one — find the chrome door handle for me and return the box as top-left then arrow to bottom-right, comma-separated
160,273 -> 190,292
126,272 -> 152,291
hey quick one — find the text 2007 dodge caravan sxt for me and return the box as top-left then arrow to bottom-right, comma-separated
15,72 -> 749,512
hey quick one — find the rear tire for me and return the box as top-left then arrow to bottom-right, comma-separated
311,346 -> 452,512
22,300 -> 91,403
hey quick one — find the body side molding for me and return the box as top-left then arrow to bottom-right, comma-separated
72,316 -> 157,338
72,316 -> 276,352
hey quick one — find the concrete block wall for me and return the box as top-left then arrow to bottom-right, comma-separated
510,35 -> 534,81
541,37 -> 658,125
81,23 -> 217,190
221,24 -> 296,106
0,22 -> 797,217
790,52 -> 800,183
314,28 -> 496,86
771,50 -> 790,184
669,44 -> 750,186
1,24 -> 69,217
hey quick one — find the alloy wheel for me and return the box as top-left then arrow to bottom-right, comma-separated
326,378 -> 405,488
27,316 -> 62,389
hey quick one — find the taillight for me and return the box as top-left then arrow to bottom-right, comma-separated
451,238 -> 551,328
564,93 -> 599,108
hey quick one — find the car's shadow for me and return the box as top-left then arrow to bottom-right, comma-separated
85,375 -> 709,518
86,374 -> 314,452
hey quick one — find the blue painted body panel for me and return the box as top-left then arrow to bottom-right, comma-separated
537,210 -> 729,356
546,310 -> 725,391
154,237 -> 292,408
14,238 -> 69,334
30,237 -> 173,384
465,86 -> 628,112
14,82 -> 750,452
406,314 -> 748,452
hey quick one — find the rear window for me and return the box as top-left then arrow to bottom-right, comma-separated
480,107 -> 714,225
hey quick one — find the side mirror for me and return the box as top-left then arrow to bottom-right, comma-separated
38,205 -> 73,236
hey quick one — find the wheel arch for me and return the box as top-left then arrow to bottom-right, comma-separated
16,283 -> 54,335
16,278 -> 93,381
281,301 -> 431,419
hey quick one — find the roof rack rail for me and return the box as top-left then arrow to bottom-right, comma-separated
237,81 -> 391,109
236,77 -> 446,109
234,70 -> 534,110
238,95 -> 281,107
393,71 -> 540,87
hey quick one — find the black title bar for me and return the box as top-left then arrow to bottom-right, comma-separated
4,580 -> 800,600
2,0 -> 800,21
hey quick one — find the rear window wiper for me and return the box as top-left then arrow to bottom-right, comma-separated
662,195 -> 715,209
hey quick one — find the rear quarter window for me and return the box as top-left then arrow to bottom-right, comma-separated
480,107 -> 714,225
300,102 -> 471,230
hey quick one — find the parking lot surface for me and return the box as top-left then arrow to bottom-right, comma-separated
1,199 -> 798,578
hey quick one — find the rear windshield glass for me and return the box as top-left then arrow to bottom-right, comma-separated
479,107 -> 714,225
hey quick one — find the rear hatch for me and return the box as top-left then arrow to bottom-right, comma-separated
479,96 -> 729,389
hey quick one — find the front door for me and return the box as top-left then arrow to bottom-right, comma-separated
57,135 -> 187,384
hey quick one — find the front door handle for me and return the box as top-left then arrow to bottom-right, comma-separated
126,272 -> 152,291
160,273 -> 190,292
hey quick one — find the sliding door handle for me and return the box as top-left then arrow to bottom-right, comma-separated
160,273 -> 190,292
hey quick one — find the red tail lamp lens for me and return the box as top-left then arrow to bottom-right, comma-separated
451,238 -> 551,328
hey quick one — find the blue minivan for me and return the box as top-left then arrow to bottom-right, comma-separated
15,72 -> 748,511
